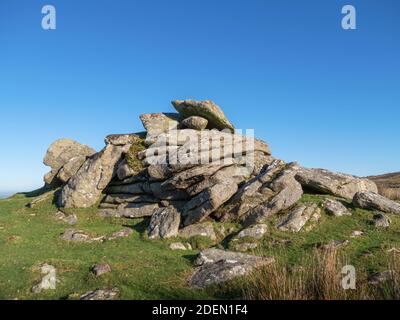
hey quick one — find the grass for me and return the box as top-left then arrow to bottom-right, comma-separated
1,192 -> 400,300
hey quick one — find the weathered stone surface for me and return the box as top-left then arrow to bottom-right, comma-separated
181,116 -> 208,130
323,199 -> 351,217
235,224 -> 268,240
219,160 -> 286,221
190,248 -> 274,288
140,113 -> 180,145
178,222 -> 217,241
372,212 -> 391,228
182,179 -> 238,226
353,192 -> 400,214
91,263 -> 111,277
56,156 -> 87,183
148,206 -> 181,239
59,144 -> 130,208
296,168 -> 378,200
105,133 -> 145,146
80,287 -> 120,300
243,165 -> 303,226
43,139 -> 96,185
277,204 -> 321,232
116,159 -> 135,180
172,100 -> 234,132
99,203 -> 160,218
106,182 -> 150,195
32,264 -> 57,294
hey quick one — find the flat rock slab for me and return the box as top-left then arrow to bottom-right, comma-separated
296,168 -> 378,200
353,191 -> 400,214
190,248 -> 274,289
178,222 -> 217,241
80,287 -> 120,300
172,100 -> 234,132
98,203 -> 160,219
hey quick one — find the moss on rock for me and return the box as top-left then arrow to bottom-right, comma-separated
125,137 -> 146,174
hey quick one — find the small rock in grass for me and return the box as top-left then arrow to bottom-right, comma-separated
60,229 -> 93,242
55,211 -> 78,225
368,270 -> 394,285
235,224 -> 268,240
80,287 -> 120,300
350,230 -> 364,238
91,263 -> 111,277
372,212 -> 391,229
32,264 -> 57,294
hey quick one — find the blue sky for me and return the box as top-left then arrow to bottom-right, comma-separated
0,0 -> 399,192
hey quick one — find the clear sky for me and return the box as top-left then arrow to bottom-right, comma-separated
0,0 -> 399,192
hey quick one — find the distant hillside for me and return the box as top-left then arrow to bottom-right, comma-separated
368,172 -> 400,201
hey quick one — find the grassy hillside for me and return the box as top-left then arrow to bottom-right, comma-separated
369,172 -> 400,201
0,192 -> 400,300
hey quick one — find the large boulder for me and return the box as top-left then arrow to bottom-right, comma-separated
59,144 -> 130,208
353,192 -> 400,214
43,139 -> 96,185
296,168 -> 378,200
178,222 -> 217,241
172,100 -> 234,132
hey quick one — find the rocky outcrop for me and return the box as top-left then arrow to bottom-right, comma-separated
43,139 -> 96,186
353,192 -> 400,214
296,168 -> 378,200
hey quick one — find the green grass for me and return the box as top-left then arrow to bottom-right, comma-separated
0,193 -> 210,300
1,192 -> 399,300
